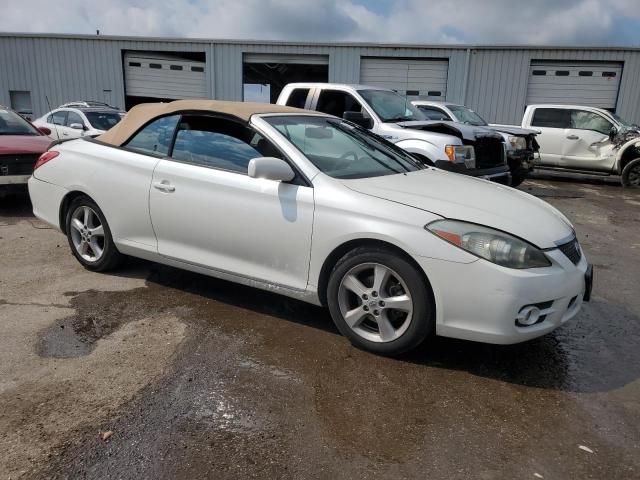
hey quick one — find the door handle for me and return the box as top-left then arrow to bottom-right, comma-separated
566,135 -> 579,140
153,180 -> 175,192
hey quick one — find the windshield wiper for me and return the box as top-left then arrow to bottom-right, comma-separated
383,116 -> 416,123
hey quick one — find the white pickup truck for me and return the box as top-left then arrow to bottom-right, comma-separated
518,104 -> 640,186
276,83 -> 510,182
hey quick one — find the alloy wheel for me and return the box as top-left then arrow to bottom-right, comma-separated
337,262 -> 414,343
628,164 -> 640,186
69,206 -> 106,262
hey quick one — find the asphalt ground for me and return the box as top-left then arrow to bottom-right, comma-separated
1,176 -> 639,480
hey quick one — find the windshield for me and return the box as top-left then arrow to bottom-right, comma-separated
357,90 -> 426,123
0,108 -> 40,135
447,105 -> 488,126
265,115 -> 424,179
85,112 -> 123,131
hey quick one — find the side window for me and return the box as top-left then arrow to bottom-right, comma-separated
285,88 -> 310,109
51,111 -> 67,126
418,106 -> 451,121
66,111 -> 85,127
316,90 -> 364,118
171,115 -> 282,174
570,110 -> 613,135
125,115 -> 180,156
531,108 -> 571,129
46,114 -> 53,123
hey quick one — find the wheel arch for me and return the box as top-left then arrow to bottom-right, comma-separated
618,143 -> 640,174
316,238 -> 435,308
58,190 -> 94,234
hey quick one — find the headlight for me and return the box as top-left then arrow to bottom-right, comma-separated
444,145 -> 475,168
508,136 -> 527,150
426,220 -> 551,269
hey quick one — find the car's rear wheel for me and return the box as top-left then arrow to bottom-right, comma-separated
327,247 -> 435,355
621,158 -> 640,187
65,196 -> 122,272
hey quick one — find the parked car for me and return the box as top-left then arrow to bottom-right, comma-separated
29,99 -> 592,356
277,83 -> 510,183
518,104 -> 640,186
412,101 -> 539,187
0,105 -> 52,194
33,102 -> 125,140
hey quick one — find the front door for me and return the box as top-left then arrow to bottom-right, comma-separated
149,114 -> 314,290
559,109 -> 616,172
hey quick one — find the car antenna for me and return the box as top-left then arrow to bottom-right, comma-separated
45,95 -> 60,140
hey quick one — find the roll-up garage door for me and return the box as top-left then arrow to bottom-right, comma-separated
360,58 -> 448,100
526,62 -> 623,110
124,52 -> 207,100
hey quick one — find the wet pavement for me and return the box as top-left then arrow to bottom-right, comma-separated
1,178 -> 639,479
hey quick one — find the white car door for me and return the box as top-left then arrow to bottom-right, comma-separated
46,110 -> 68,140
559,109 -> 616,171
149,114 -> 314,290
529,107 -> 573,166
63,110 -> 87,139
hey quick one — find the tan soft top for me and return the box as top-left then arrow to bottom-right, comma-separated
97,99 -> 310,146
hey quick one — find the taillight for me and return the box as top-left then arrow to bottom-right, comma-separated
34,151 -> 59,171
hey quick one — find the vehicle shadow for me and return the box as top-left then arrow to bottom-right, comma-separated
137,261 -> 639,395
0,191 -> 34,220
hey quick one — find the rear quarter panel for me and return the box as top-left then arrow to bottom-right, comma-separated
34,139 -> 160,248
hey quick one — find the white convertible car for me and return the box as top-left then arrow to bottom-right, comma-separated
28,100 -> 593,355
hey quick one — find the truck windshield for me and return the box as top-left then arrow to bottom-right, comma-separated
265,115 -> 424,179
447,105 -> 488,126
357,90 -> 426,123
0,108 -> 40,135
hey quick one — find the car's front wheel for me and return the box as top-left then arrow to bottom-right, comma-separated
65,196 -> 122,272
327,247 -> 435,355
621,158 -> 640,187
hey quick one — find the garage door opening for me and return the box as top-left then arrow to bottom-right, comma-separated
123,51 -> 207,110
243,54 -> 329,103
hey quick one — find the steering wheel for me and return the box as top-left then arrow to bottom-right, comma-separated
340,151 -> 358,161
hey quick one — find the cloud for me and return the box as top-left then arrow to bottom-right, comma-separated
1,0 -> 639,46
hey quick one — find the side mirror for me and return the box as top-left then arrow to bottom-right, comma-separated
248,157 -> 295,182
69,123 -> 85,130
609,126 -> 618,141
343,111 -> 373,129
38,126 -> 51,136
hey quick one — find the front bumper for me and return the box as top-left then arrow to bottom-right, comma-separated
0,174 -> 31,185
414,248 -> 590,344
434,161 -> 511,183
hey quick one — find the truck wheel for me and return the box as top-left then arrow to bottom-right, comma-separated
327,247 -> 435,356
510,173 -> 526,188
621,158 -> 640,187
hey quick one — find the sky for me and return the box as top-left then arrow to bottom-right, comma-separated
1,0 -> 639,46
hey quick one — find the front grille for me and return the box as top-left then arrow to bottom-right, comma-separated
0,154 -> 39,176
473,136 -> 505,169
558,238 -> 582,265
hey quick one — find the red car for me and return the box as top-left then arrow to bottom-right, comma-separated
1,106 -> 53,194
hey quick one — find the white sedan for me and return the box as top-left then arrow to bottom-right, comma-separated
28,100 -> 593,355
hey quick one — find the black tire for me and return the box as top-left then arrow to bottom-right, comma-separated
621,158 -> 640,187
65,195 -> 123,272
326,247 -> 435,356
510,173 -> 526,188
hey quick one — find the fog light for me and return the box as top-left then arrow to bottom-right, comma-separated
516,305 -> 541,327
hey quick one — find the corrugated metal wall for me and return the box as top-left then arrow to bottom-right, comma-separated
1,34 -> 639,124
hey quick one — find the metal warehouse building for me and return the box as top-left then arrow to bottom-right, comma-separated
2,33 -> 640,124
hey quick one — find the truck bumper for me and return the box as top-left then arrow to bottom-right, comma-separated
434,161 -> 511,183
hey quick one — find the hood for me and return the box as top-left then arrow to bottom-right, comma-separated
0,135 -> 52,155
396,120 -> 503,142
486,124 -> 538,137
343,169 -> 573,249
